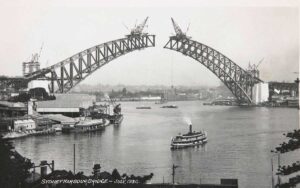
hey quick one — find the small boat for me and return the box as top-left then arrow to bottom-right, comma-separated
136,106 -> 151,109
161,105 -> 178,108
171,124 -> 207,149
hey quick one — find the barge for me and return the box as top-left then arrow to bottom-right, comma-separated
62,119 -> 105,133
161,105 -> 178,108
136,106 -> 151,109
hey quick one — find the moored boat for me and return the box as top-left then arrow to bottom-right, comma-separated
75,119 -> 105,132
62,119 -> 105,133
89,103 -> 123,125
108,114 -> 124,125
171,124 -> 207,149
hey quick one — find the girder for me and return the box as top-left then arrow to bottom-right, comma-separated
24,35 -> 155,93
164,37 -> 262,104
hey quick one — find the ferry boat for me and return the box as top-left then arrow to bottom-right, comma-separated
62,119 -> 105,133
171,124 -> 207,149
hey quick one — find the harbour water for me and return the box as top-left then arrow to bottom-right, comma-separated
13,101 -> 299,188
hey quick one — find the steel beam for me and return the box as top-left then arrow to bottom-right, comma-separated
23,34 -> 155,93
164,37 -> 261,104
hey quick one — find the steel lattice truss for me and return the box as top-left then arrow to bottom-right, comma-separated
24,35 -> 155,93
164,37 -> 261,104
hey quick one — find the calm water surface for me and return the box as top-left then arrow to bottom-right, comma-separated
14,101 -> 300,188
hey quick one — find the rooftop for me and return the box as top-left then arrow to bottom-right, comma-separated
37,94 -> 96,109
43,114 -> 77,124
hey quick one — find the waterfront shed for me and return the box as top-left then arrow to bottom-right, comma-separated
13,119 -> 36,131
36,94 -> 96,117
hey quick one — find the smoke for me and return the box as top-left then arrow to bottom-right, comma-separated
104,93 -> 110,99
183,116 -> 192,125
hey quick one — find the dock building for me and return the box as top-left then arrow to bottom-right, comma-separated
36,94 -> 96,117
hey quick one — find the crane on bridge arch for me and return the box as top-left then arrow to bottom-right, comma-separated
164,18 -> 262,104
23,17 -> 155,93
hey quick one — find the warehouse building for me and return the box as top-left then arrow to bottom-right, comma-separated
36,94 -> 96,117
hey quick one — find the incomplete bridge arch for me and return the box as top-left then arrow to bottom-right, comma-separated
23,17 -> 155,93
163,18 -> 261,104
22,17 -> 261,104
25,35 -> 155,93
164,37 -> 261,104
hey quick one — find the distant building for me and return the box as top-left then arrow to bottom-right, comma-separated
140,96 -> 161,101
269,81 -> 298,98
163,87 -> 201,101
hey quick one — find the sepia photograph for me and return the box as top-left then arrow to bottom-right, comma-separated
0,0 -> 299,188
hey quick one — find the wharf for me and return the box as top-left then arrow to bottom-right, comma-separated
2,128 -> 55,139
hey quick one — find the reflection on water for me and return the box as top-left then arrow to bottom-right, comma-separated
13,101 -> 299,188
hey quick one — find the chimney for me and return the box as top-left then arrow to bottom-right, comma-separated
40,160 -> 48,177
93,164 -> 101,177
27,99 -> 37,115
189,124 -> 192,133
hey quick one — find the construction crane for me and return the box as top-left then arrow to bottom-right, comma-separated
247,58 -> 264,79
37,43 -> 44,62
23,43 -> 43,76
171,17 -> 191,40
248,58 -> 264,70
256,58 -> 264,69
127,17 -> 149,37
31,43 -> 44,62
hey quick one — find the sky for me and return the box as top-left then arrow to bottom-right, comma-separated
0,0 -> 299,87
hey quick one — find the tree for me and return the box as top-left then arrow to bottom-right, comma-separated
272,129 -> 300,188
0,137 -> 33,188
111,169 -> 121,180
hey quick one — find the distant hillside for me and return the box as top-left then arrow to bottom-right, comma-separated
71,84 -> 211,93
